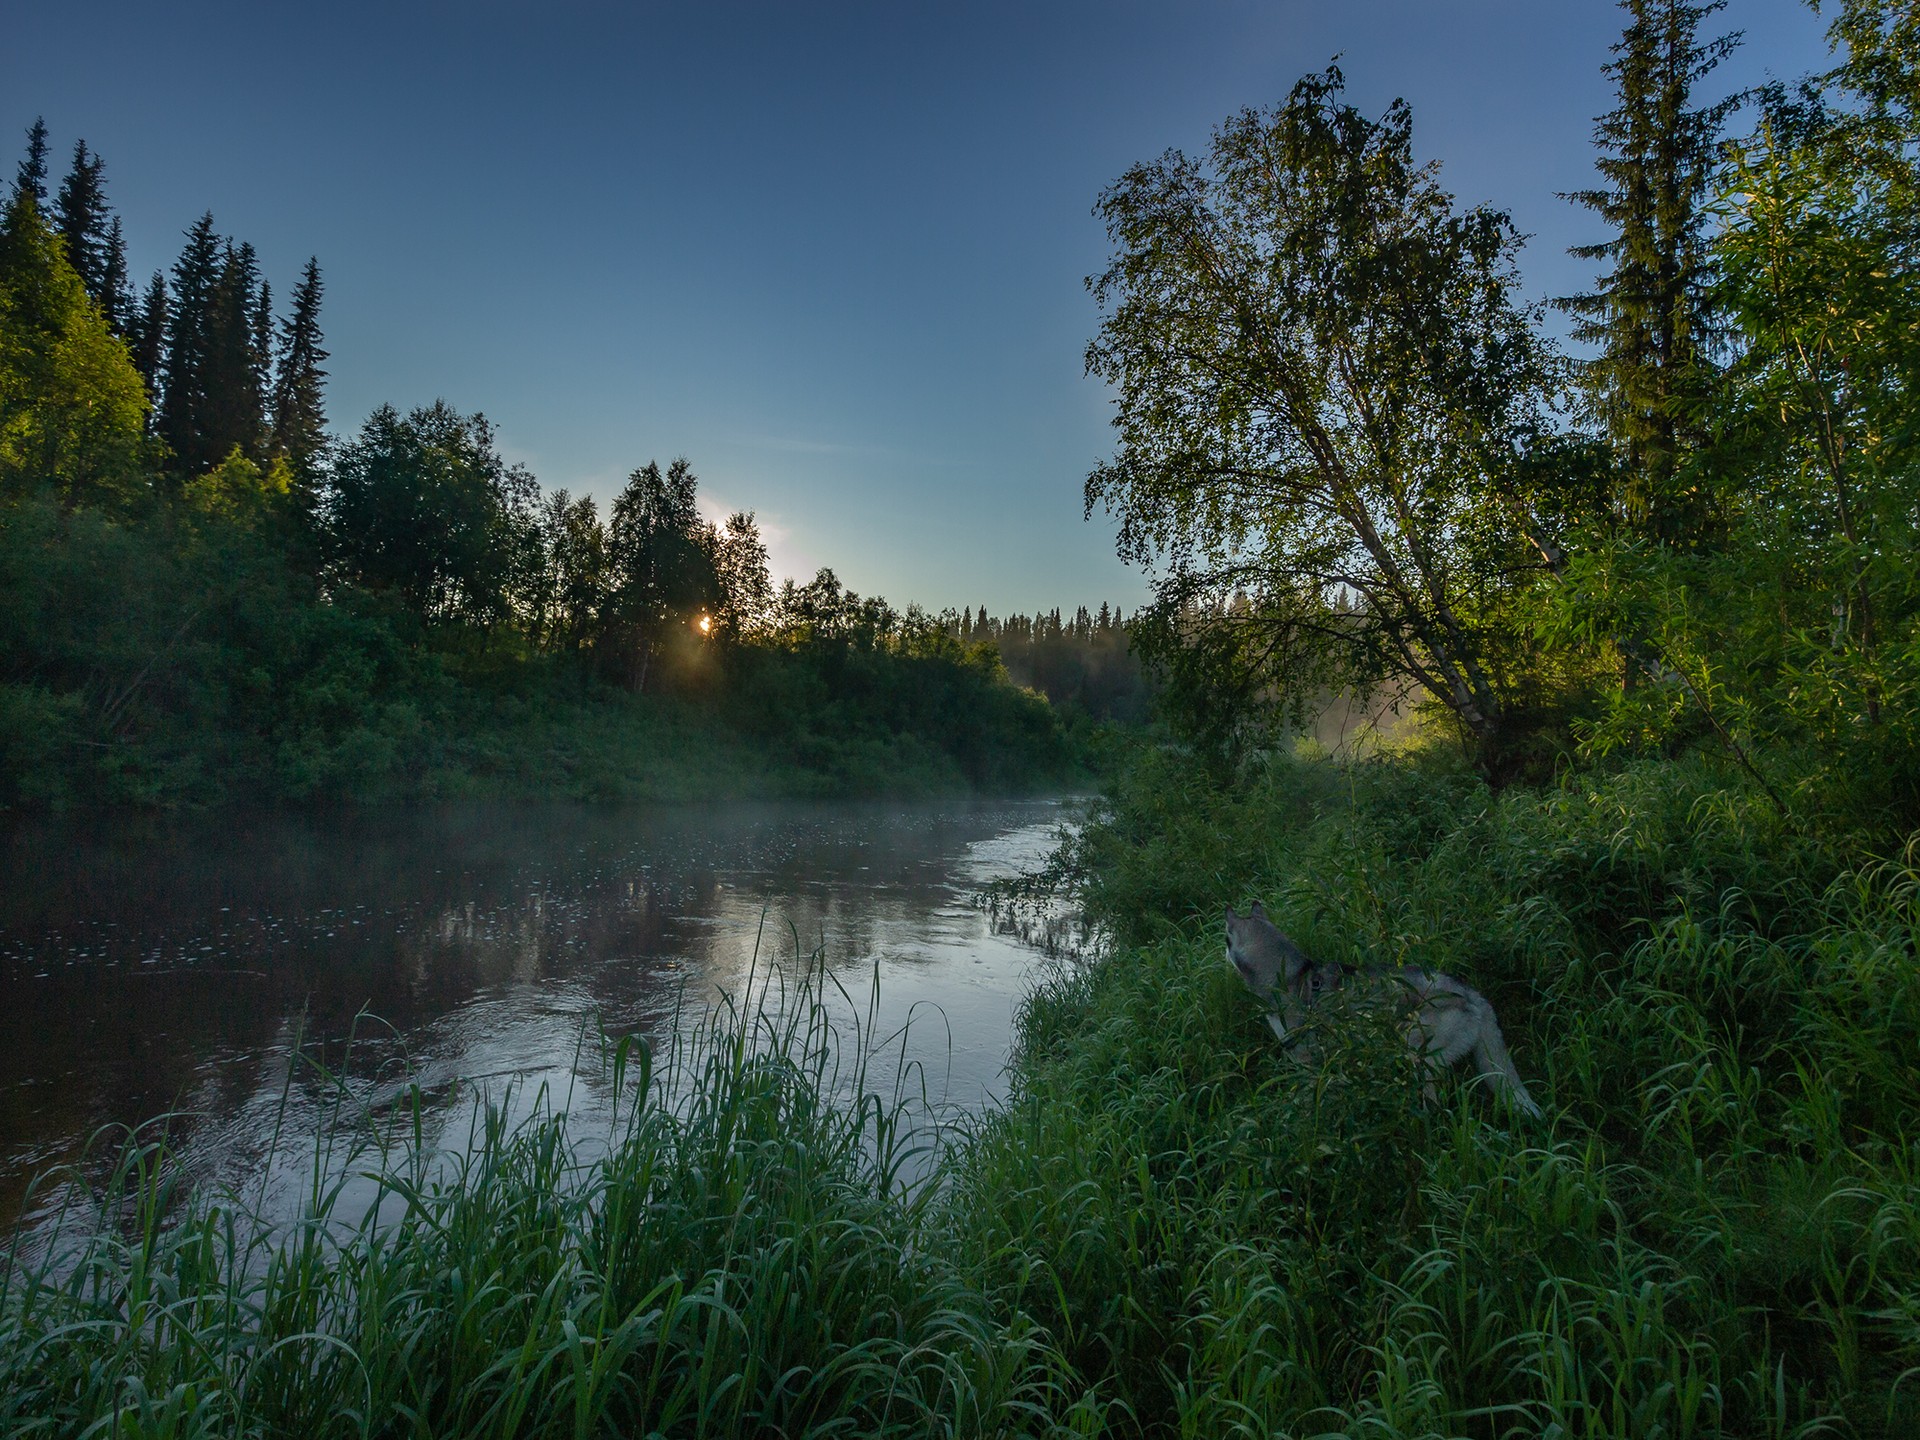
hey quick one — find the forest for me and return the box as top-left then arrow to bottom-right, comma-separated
1087,0 -> 1920,835
5,1 -> 1920,1436
0,124 -> 1136,807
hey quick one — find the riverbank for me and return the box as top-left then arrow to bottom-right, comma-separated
6,744 -> 1917,1436
1,632 -> 1098,810
953,743 -> 1920,1435
0,496 -> 1100,812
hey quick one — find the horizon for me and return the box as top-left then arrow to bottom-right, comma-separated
5,0 -> 1833,613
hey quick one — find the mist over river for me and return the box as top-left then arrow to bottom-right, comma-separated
0,798 -> 1078,1232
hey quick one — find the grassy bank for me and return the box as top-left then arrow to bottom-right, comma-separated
955,745 -> 1920,1436
0,969 -> 1076,1437
6,744 -> 1919,1436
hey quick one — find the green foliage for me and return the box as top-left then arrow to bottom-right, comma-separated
1085,66 -> 1581,782
1552,2 -> 1920,826
720,619 -> 1070,796
524,487 -> 609,654
51,137 -> 122,325
973,604 -> 1150,727
0,187 -> 148,507
708,507 -> 772,640
0,483 -> 1081,809
955,745 -> 1920,1436
602,458 -> 717,691
1560,0 -> 1738,544
325,401 -> 540,629
182,445 -> 291,525
1087,14 -> 1920,832
267,257 -> 327,497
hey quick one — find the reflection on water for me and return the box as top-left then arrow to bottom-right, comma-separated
0,798 -> 1077,1231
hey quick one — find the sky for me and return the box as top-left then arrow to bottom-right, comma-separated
5,1 -> 1836,615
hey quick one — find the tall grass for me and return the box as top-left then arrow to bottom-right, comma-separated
8,743 -> 1920,1436
0,954 -> 1076,1438
953,743 -> 1920,1436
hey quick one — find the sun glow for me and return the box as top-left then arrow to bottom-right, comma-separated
697,615 -> 712,634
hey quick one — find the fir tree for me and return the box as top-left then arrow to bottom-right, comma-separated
268,257 -> 328,491
1561,0 -> 1740,547
14,118 -> 48,207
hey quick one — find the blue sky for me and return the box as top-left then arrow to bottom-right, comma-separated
5,1 -> 1833,614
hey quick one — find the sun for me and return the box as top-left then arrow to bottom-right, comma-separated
697,615 -> 713,634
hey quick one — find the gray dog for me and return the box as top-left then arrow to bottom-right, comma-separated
1225,901 -> 1541,1116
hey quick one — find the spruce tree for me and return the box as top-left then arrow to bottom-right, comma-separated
158,213 -> 222,472
199,240 -> 267,465
100,216 -> 130,334
249,277 -> 273,407
52,139 -> 110,305
1561,0 -> 1740,547
269,257 -> 329,492
129,271 -> 168,401
14,118 -> 48,207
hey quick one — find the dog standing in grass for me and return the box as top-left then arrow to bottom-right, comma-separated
1225,901 -> 1542,1117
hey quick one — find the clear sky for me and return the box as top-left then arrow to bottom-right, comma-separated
5,1 -> 1833,615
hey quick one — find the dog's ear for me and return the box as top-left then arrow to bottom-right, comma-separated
1250,900 -> 1267,919
1224,905 -> 1239,922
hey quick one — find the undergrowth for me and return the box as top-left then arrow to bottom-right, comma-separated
6,744 -> 1920,1436
960,743 -> 1920,1436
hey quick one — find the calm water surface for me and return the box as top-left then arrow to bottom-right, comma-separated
0,797 -> 1077,1231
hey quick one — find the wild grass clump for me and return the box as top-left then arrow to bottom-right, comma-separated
0,963 -> 1075,1438
956,742 -> 1920,1436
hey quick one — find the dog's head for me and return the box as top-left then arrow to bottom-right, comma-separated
1224,901 -> 1311,1000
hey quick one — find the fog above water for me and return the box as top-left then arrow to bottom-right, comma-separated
0,797 -> 1079,1231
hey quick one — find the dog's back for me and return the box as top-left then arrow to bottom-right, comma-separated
1224,903 -> 1541,1116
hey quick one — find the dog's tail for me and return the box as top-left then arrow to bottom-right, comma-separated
1471,1023 -> 1543,1118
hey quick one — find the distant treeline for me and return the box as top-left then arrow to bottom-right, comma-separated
944,605 -> 1148,724
0,123 -> 1116,807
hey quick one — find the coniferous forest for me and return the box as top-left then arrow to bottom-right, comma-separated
8,2 -> 1920,1437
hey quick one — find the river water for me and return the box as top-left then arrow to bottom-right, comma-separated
0,797 -> 1077,1233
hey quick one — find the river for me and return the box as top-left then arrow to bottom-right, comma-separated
0,797 -> 1078,1233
